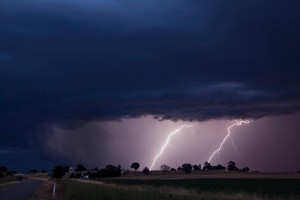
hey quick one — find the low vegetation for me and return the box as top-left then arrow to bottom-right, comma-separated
0,176 -> 16,185
60,180 -> 173,200
2,161 -> 300,199
104,178 -> 300,198
52,178 -> 300,200
0,165 -> 18,185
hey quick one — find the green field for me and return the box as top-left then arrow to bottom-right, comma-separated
60,180 -> 179,200
56,177 -> 300,200
104,178 -> 300,199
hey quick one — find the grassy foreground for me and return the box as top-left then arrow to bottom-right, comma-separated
61,180 -> 176,200
0,176 -> 18,185
104,178 -> 300,198
44,178 -> 300,200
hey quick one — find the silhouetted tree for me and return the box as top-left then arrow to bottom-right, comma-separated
104,165 -> 121,177
177,166 -> 182,171
94,167 -> 99,171
123,170 -> 130,175
160,165 -> 170,174
69,173 -> 76,178
27,169 -> 39,174
75,164 -> 87,172
170,168 -> 176,172
203,162 -> 213,170
64,166 -> 70,173
227,161 -> 235,170
88,165 -> 120,178
193,165 -> 201,171
142,167 -> 150,175
213,164 -> 226,170
0,166 -> 7,178
0,166 -> 12,178
130,162 -> 140,171
0,166 -> 8,173
227,161 -> 239,171
53,165 -> 66,178
242,167 -> 250,172
75,173 -> 81,178
182,163 -> 193,173
88,165 -> 121,178
6,171 -> 16,176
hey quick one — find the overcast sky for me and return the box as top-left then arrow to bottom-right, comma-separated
0,0 -> 300,171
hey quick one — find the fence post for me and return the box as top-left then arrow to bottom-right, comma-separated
53,183 -> 56,197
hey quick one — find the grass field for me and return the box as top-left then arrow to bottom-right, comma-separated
54,174 -> 300,200
57,180 -> 300,200
0,176 -> 18,185
28,171 -> 300,200
60,180 -> 178,200
104,178 -> 300,199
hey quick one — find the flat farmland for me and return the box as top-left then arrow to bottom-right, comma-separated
119,170 -> 300,179
52,171 -> 300,200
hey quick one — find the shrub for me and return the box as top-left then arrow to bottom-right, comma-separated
181,163 -> 193,173
160,165 -> 170,174
53,165 -> 66,178
142,167 -> 150,175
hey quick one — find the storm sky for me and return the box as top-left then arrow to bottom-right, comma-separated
1,0 -> 300,171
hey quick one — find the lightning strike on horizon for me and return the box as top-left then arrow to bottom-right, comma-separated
149,124 -> 197,170
207,120 -> 250,164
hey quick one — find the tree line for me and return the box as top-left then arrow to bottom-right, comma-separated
0,161 -> 251,179
51,161 -> 250,179
0,165 -> 17,178
136,161 -> 250,175
2,162 -> 300,180
1,162 -> 300,179
52,164 -> 122,179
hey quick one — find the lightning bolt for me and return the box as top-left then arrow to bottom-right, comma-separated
149,124 -> 197,170
207,120 -> 250,164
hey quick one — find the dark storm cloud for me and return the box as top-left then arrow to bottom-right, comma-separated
0,0 -> 300,153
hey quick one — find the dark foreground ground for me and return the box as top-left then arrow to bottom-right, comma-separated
4,172 -> 300,200
104,178 -> 300,199
0,180 -> 44,200
48,172 -> 300,200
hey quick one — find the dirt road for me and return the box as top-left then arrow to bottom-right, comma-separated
0,179 -> 44,200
